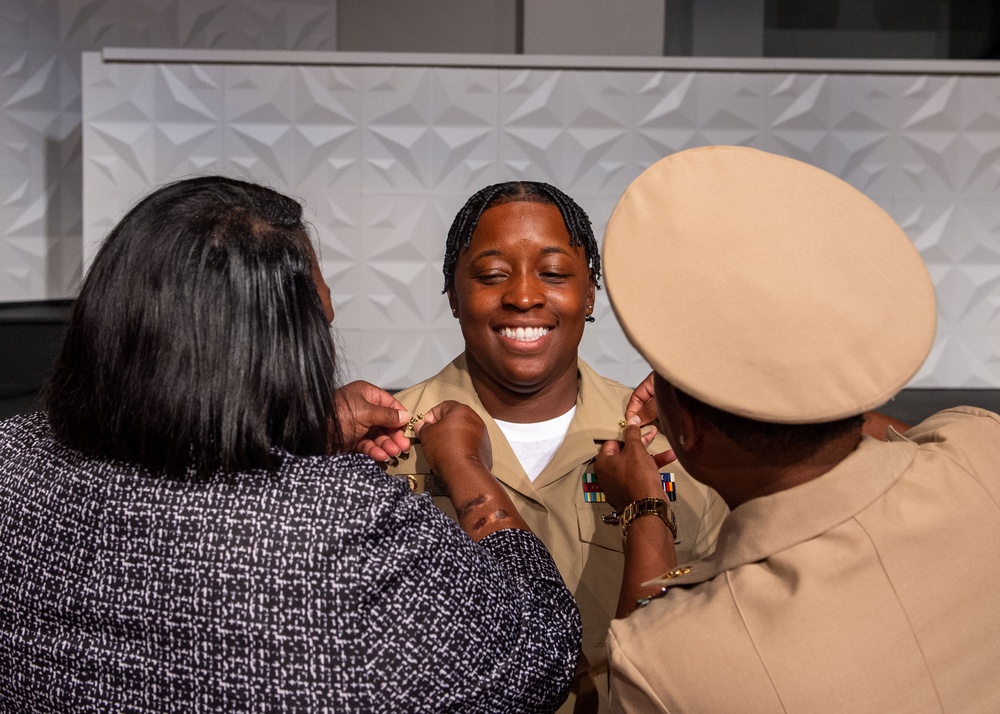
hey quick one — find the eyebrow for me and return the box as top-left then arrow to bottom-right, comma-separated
468,246 -> 571,261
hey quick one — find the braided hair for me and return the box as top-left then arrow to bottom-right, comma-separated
442,181 -> 602,293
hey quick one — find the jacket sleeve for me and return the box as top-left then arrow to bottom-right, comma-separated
472,528 -> 583,712
606,625 -> 670,713
359,481 -> 582,714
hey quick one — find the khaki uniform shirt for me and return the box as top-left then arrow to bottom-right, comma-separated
608,407 -> 1000,714
386,355 -> 728,713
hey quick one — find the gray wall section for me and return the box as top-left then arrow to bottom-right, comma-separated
0,301 -> 70,419
692,0 -> 764,56
524,0 -> 666,56
337,0 -> 519,53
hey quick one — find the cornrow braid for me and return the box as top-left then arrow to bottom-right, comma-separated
442,181 -> 602,293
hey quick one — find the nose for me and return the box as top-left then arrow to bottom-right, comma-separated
502,272 -> 544,310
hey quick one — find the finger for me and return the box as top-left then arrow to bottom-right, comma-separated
366,404 -> 409,429
355,438 -> 390,462
373,433 -> 403,459
652,448 -> 677,468
638,399 -> 659,425
416,400 -> 458,430
364,383 -> 408,412
640,425 -> 658,447
622,424 -> 646,448
388,429 -> 411,454
413,409 -> 438,435
624,372 -> 656,424
598,438 -> 622,456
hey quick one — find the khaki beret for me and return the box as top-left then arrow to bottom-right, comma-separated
603,146 -> 937,424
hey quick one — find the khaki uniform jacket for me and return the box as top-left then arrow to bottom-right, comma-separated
608,407 -> 1000,714
386,355 -> 728,714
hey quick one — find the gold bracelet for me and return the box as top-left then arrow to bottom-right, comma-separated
621,497 -> 677,544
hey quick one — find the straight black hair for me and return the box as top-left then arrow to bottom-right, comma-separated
46,175 -> 341,477
442,181 -> 602,293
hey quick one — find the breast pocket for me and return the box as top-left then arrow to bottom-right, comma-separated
576,500 -> 623,554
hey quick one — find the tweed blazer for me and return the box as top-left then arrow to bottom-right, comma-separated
0,412 -> 581,713
608,407 -> 1000,713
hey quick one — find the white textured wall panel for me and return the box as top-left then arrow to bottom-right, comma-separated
0,0 -> 337,303
82,54 -> 1000,389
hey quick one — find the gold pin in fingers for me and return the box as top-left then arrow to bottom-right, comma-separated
403,413 -> 424,439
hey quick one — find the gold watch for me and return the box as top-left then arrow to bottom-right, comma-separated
621,497 -> 677,543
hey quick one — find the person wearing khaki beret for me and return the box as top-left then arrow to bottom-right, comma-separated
594,146 -> 1000,713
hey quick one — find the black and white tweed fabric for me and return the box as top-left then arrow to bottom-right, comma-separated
0,412 -> 581,713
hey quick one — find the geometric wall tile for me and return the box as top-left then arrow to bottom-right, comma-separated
83,54 -> 1000,388
9,0 -> 1000,392
0,0 -> 338,303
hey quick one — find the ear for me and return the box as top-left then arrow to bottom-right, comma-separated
672,388 -> 704,454
585,279 -> 596,316
447,288 -> 459,318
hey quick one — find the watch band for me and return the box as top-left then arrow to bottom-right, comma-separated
621,497 -> 677,543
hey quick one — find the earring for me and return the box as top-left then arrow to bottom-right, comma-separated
678,434 -> 686,447
452,308 -> 458,317
585,306 -> 595,324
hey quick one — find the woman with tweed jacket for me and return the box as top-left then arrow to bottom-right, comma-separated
0,176 -> 581,713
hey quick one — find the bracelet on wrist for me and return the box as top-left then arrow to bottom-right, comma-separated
620,497 -> 677,544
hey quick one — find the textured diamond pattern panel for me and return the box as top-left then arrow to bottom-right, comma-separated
82,59 -> 1000,389
0,0 -> 337,302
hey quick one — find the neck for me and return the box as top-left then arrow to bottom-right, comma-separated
465,357 -> 580,423
701,428 -> 863,510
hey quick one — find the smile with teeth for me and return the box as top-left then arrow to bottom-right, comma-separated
499,326 -> 550,342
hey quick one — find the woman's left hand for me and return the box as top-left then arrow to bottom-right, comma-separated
625,371 -> 659,428
594,425 -> 675,511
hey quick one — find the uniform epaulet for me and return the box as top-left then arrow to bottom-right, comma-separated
635,566 -> 693,608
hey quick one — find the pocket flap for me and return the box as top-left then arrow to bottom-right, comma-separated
576,500 -> 623,553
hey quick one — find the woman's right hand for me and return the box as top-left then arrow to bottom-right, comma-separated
414,401 -> 528,541
414,400 -> 493,476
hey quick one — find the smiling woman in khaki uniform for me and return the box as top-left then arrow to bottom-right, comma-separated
385,181 -> 728,713
596,146 -> 1000,713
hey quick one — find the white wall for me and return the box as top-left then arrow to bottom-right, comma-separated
2,0 -> 979,304
0,0 -> 338,303
83,51 -> 1000,389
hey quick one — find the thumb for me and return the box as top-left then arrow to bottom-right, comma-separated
652,448 -> 676,468
598,438 -> 621,456
622,424 -> 645,446
364,404 -> 409,429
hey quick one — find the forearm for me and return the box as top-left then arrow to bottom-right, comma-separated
439,461 -> 530,541
616,515 -> 677,618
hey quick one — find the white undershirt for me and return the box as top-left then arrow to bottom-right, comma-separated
494,406 -> 577,482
